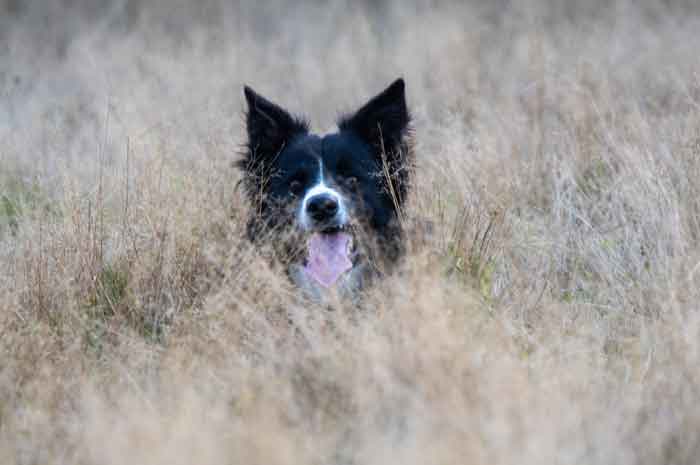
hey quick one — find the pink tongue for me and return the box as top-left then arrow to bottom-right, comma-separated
304,232 -> 353,288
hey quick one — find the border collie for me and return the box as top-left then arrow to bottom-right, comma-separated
239,78 -> 412,299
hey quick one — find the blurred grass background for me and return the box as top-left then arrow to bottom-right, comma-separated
3,1 -> 700,464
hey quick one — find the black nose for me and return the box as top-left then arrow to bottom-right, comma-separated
307,194 -> 339,222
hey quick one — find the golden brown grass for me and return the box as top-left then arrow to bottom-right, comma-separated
3,1 -> 700,463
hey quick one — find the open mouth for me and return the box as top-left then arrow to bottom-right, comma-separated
303,225 -> 357,288
320,224 -> 347,234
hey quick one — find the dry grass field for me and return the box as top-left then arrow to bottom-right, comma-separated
3,1 -> 700,463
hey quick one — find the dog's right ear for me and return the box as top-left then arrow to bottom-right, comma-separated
338,78 -> 409,161
242,86 -> 308,177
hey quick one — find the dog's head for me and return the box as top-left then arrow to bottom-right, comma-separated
239,78 -> 411,295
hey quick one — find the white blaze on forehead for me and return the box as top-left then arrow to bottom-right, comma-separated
298,158 -> 347,230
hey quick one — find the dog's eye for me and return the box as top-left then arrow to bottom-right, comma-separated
290,180 -> 303,195
345,176 -> 359,189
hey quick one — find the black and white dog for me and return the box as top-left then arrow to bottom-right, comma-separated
239,78 -> 412,299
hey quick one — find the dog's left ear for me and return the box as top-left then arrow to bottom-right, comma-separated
241,85 -> 308,179
339,78 -> 410,161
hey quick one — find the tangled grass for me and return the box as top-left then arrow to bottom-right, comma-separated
2,1 -> 700,463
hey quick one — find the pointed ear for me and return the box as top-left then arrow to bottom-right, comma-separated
338,78 -> 410,159
242,86 -> 308,174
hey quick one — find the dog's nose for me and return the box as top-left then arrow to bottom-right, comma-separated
307,194 -> 339,222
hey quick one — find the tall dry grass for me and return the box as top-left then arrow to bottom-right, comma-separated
2,0 -> 700,463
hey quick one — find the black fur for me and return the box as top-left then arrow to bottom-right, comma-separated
238,78 -> 413,295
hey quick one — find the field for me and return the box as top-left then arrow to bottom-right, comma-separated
3,1 -> 700,463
